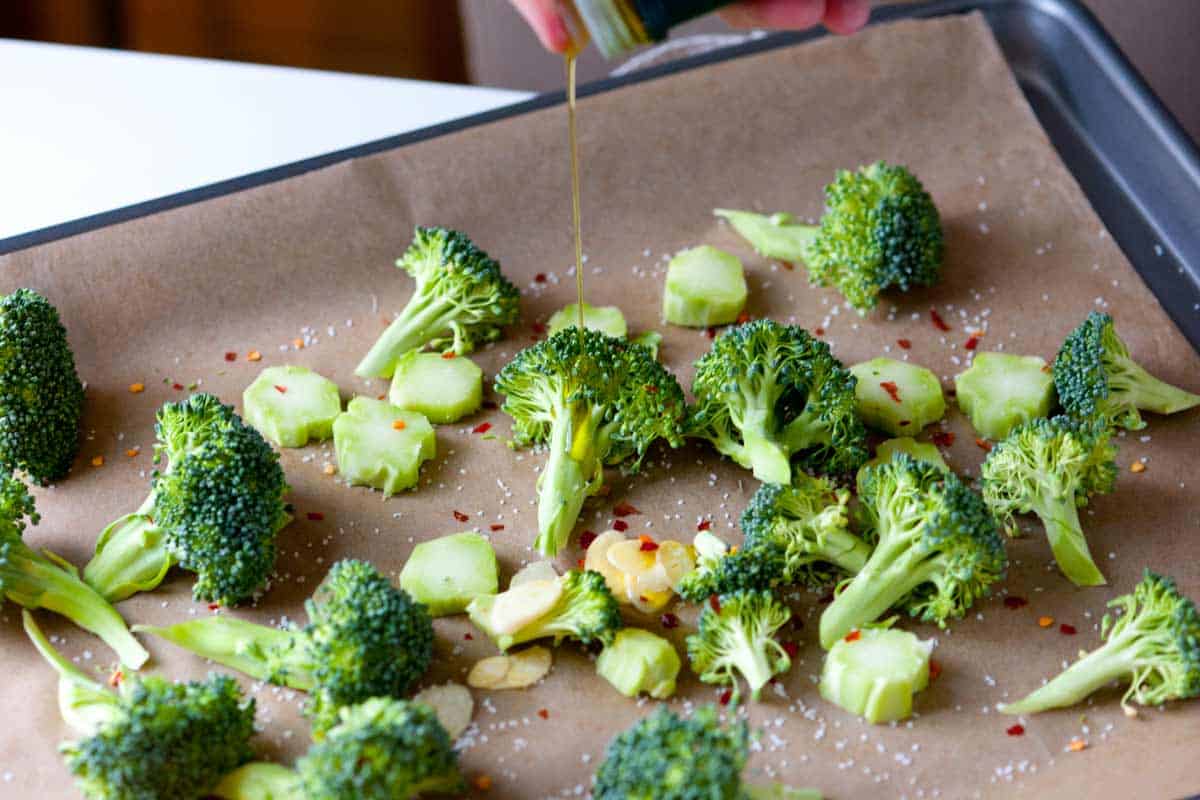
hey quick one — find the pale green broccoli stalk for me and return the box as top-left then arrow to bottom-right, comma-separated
1054,311 -> 1200,430
686,589 -> 793,702
495,328 -> 685,556
980,415 -> 1117,587
1002,570 -> 1200,715
819,454 -> 1005,649
355,227 -> 520,378
83,393 -> 290,605
688,319 -> 868,485
0,475 -> 147,668
717,162 -> 943,313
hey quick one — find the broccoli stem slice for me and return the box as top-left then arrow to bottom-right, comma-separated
1032,495 -> 1106,587
743,784 -> 824,800
354,293 -> 458,378
83,492 -> 174,603
212,762 -> 302,800
134,616 -> 314,690
1000,637 -> 1136,715
22,610 -> 120,736
534,408 -> 600,556
819,549 -> 933,649
738,407 -> 792,485
1111,355 -> 1200,416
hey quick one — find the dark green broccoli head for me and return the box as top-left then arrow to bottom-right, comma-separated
686,589 -> 793,701
296,698 -> 463,800
63,673 -> 255,800
1053,311 -> 1200,430
0,288 -> 85,484
299,559 -> 434,734
593,705 -> 749,800
0,471 -> 38,534
806,162 -> 943,313
676,539 -> 788,603
688,319 -> 867,484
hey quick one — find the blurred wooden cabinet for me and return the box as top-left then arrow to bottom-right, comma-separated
0,0 -> 466,81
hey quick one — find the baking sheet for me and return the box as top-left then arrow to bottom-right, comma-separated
2,12 -> 1199,799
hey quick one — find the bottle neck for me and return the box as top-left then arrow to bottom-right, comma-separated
571,0 -> 733,57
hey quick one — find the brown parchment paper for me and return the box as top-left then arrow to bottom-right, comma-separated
2,13 -> 1199,799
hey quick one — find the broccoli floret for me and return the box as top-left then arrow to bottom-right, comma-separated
687,589 -> 793,702
136,558 -> 433,735
980,415 -> 1116,587
739,472 -> 872,588
1054,311 -> 1200,430
688,320 -> 868,485
1002,570 -> 1200,715
83,393 -> 290,605
0,288 -> 85,484
819,454 -> 1005,649
355,227 -> 520,378
675,534 -> 788,604
0,474 -> 147,668
26,612 -> 256,800
467,568 -> 621,651
495,328 -> 685,555
718,163 -> 942,313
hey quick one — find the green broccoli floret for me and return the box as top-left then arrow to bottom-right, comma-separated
717,162 -> 942,313
0,474 -> 147,668
0,288 -> 85,484
819,454 -> 1005,649
675,533 -> 788,604
83,393 -> 290,605
687,589 -> 792,702
740,471 -> 871,588
468,568 -> 620,651
355,226 -> 520,378
1002,570 -> 1200,715
26,612 -> 256,800
136,558 -> 433,735
1053,311 -> 1200,430
688,320 -> 868,485
980,415 -> 1117,587
495,328 -> 685,556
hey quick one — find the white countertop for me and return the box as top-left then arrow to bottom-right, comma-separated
0,39 -> 533,243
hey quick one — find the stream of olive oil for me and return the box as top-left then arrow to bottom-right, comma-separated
566,53 -> 585,336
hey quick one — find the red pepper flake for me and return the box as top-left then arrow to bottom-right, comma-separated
736,311 -> 752,325
531,322 -> 546,335
964,334 -> 981,351
709,595 -> 722,614
1041,363 -> 1053,374
579,530 -> 598,549
224,351 -> 237,362
975,437 -> 993,452
897,338 -> 912,350
696,519 -> 712,532
306,512 -> 324,522
472,422 -> 492,434
612,519 -> 629,533
464,632 -> 473,640
780,261 -> 795,271
932,431 -> 956,447
489,523 -> 505,532
207,603 -> 220,611
929,659 -> 943,682
1059,623 -> 1077,635
613,502 -> 640,518
578,558 -> 586,569
1003,595 -> 1029,609
108,669 -> 124,688
844,630 -> 862,643
638,534 -> 659,552
536,708 -> 549,719
782,641 -> 800,660
441,351 -> 457,360
930,308 -> 952,332
474,774 -> 493,791
534,273 -> 547,283
897,420 -> 911,427
880,381 -> 902,404
1006,724 -> 1025,737
660,612 -> 680,629
452,510 -> 469,523
172,382 -> 184,391
391,419 -> 407,431
718,688 -> 733,706
377,393 -> 387,401
274,384 -> 288,394
814,327 -> 825,336
706,327 -> 717,339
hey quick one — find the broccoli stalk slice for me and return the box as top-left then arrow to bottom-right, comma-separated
23,610 -> 120,736
134,616 -> 315,690
213,762 -> 302,800
82,493 -> 172,602
743,786 -> 824,800
1028,492 -> 1106,588
1000,637 -> 1139,716
535,405 -> 605,556
1,535 -> 148,668
1106,352 -> 1200,417
355,293 -> 467,379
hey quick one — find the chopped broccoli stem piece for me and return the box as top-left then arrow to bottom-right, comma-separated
980,416 -> 1116,587
596,627 -> 682,699
856,436 -> 947,495
213,763 -> 302,800
23,611 -> 122,736
1002,570 -> 1200,714
820,454 -> 1005,649
715,209 -> 818,263
820,626 -> 933,723
849,357 -> 945,436
136,615 -> 310,687
398,531 -> 498,616
1054,311 -> 1200,430
630,330 -> 662,359
387,351 -> 483,424
467,568 -> 620,651
333,397 -> 436,496
662,245 -> 748,327
243,365 -> 341,448
547,302 -> 628,339
688,320 -> 868,483
355,227 -> 519,378
955,352 -> 1055,440
0,288 -> 85,484
687,589 -> 792,702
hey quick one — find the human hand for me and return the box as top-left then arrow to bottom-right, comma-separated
510,0 -> 871,54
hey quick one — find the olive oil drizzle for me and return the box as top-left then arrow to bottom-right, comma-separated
566,53 -> 585,337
